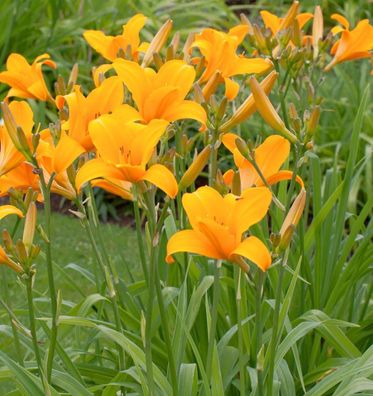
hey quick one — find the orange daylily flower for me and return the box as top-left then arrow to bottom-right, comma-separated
222,134 -> 304,192
191,26 -> 273,99
36,130 -> 85,200
76,114 -> 178,198
325,19 -> 373,71
0,53 -> 56,101
260,3 -> 313,37
0,205 -> 24,273
0,101 -> 34,176
0,163 -> 40,199
56,77 -> 128,151
330,13 -> 350,36
112,59 -> 206,126
166,186 -> 272,271
83,13 -> 149,61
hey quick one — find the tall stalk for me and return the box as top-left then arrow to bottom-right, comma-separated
39,172 -> 57,382
206,260 -> 222,381
255,271 -> 265,396
25,274 -> 46,391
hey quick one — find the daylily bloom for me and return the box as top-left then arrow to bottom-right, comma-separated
0,101 -> 34,176
36,130 -> 85,200
330,13 -> 350,36
83,13 -> 149,61
0,205 -> 24,273
166,186 -> 272,271
112,59 -> 206,126
191,26 -> 273,99
260,2 -> 313,37
0,53 -> 56,101
222,134 -> 304,192
76,114 -> 178,198
0,163 -> 40,199
56,77 -> 127,151
325,19 -> 373,71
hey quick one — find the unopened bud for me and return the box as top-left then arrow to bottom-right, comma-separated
249,76 -> 297,143
231,171 -> 241,196
67,63 -> 79,91
235,137 -> 250,159
153,52 -> 163,70
306,106 -> 320,136
288,103 -> 298,120
279,189 -> 306,250
22,202 -> 37,251
180,145 -> 211,189
312,6 -> 323,60
278,1 -> 299,32
220,71 -> 278,133
240,13 -> 254,35
193,83 -> 205,104
202,71 -> 221,101
142,19 -> 173,67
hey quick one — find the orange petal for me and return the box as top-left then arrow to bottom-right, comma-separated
0,205 -> 23,219
265,170 -> 304,189
75,159 -> 123,191
141,164 -> 178,198
234,186 -> 272,234
224,77 -> 240,100
166,229 -> 221,263
230,236 -> 271,271
53,133 -> 85,174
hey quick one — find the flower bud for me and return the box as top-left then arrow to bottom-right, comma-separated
312,6 -> 323,60
202,71 -> 221,101
22,202 -> 37,251
279,189 -> 306,250
142,19 -> 173,67
278,1 -> 299,32
240,13 -> 254,35
231,171 -> 241,196
306,106 -> 320,137
180,145 -> 211,189
220,71 -> 278,133
249,76 -> 298,143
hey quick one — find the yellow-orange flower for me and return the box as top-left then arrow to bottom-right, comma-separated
325,19 -> 373,71
112,59 -> 206,126
0,205 -> 24,273
0,53 -> 56,101
222,134 -> 303,191
76,113 -> 178,198
36,130 -> 85,200
166,186 -> 272,271
260,2 -> 313,37
191,26 -> 273,99
0,163 -> 40,199
0,101 -> 34,176
56,77 -> 129,151
84,13 -> 149,61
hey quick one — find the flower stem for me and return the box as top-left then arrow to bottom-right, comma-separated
39,172 -> 57,383
255,270 -> 264,396
266,250 -> 289,395
133,195 -> 149,284
236,268 -> 246,395
206,260 -> 222,382
25,275 -> 45,386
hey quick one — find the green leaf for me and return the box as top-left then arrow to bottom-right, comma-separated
178,364 -> 198,396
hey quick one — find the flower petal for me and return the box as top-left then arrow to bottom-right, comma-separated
230,236 -> 271,271
234,186 -> 272,234
75,159 -> 123,191
166,229 -> 221,263
0,205 -> 23,220
53,133 -> 85,174
141,164 -> 178,198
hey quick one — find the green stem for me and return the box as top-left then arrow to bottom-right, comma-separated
236,268 -> 246,395
206,260 -> 221,381
26,275 -> 45,386
77,199 -> 126,372
266,250 -> 288,395
39,173 -> 57,383
133,195 -> 149,284
209,125 -> 219,186
154,250 -> 178,395
255,271 -> 264,396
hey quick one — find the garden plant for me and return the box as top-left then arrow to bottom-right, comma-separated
0,0 -> 372,394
